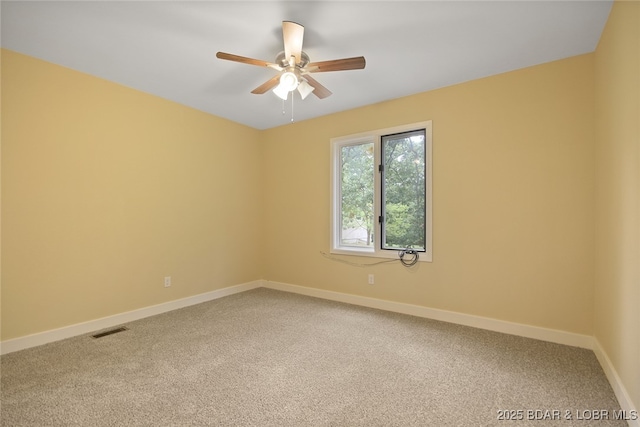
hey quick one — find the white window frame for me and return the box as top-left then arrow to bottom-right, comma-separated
330,121 -> 432,262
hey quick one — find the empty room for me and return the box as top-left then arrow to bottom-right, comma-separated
1,1 -> 638,425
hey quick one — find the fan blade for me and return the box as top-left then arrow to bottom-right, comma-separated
303,75 -> 332,99
306,56 -> 366,73
251,75 -> 281,94
216,52 -> 280,69
283,21 -> 304,66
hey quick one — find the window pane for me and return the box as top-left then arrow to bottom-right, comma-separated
340,143 -> 375,248
381,130 -> 426,251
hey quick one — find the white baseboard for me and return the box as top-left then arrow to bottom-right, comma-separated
593,339 -> 640,427
263,280 -> 594,348
0,279 -> 591,354
0,280 -> 263,355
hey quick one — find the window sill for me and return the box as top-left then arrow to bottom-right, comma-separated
329,247 -> 432,263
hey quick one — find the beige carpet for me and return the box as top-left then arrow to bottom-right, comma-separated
0,288 -> 625,426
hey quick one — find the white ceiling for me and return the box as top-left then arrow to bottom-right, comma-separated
1,1 -> 612,130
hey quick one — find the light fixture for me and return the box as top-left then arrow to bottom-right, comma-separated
273,71 -> 299,100
297,79 -> 314,100
272,84 -> 290,100
272,69 -> 316,101
272,69 -> 317,123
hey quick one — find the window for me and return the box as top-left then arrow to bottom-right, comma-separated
331,121 -> 432,262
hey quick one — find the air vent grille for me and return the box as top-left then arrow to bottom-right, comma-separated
91,327 -> 128,339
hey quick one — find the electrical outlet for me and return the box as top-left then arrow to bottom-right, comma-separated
368,274 -> 374,285
164,276 -> 171,288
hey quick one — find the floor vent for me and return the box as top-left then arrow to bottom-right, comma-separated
91,327 -> 128,339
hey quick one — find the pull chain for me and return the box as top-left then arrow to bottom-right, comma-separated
280,92 -> 296,123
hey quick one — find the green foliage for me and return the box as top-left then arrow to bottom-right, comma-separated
382,133 -> 426,250
340,143 -> 374,246
384,203 -> 425,248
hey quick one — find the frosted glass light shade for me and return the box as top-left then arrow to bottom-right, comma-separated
297,79 -> 315,100
273,84 -> 290,100
279,72 -> 299,91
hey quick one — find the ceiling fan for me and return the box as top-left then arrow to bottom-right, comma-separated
216,21 -> 366,100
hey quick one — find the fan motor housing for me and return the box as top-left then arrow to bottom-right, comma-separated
275,51 -> 310,68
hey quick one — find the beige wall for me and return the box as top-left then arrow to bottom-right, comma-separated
594,0 -> 640,411
1,50 -> 264,340
262,54 -> 596,335
1,5 -> 637,411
